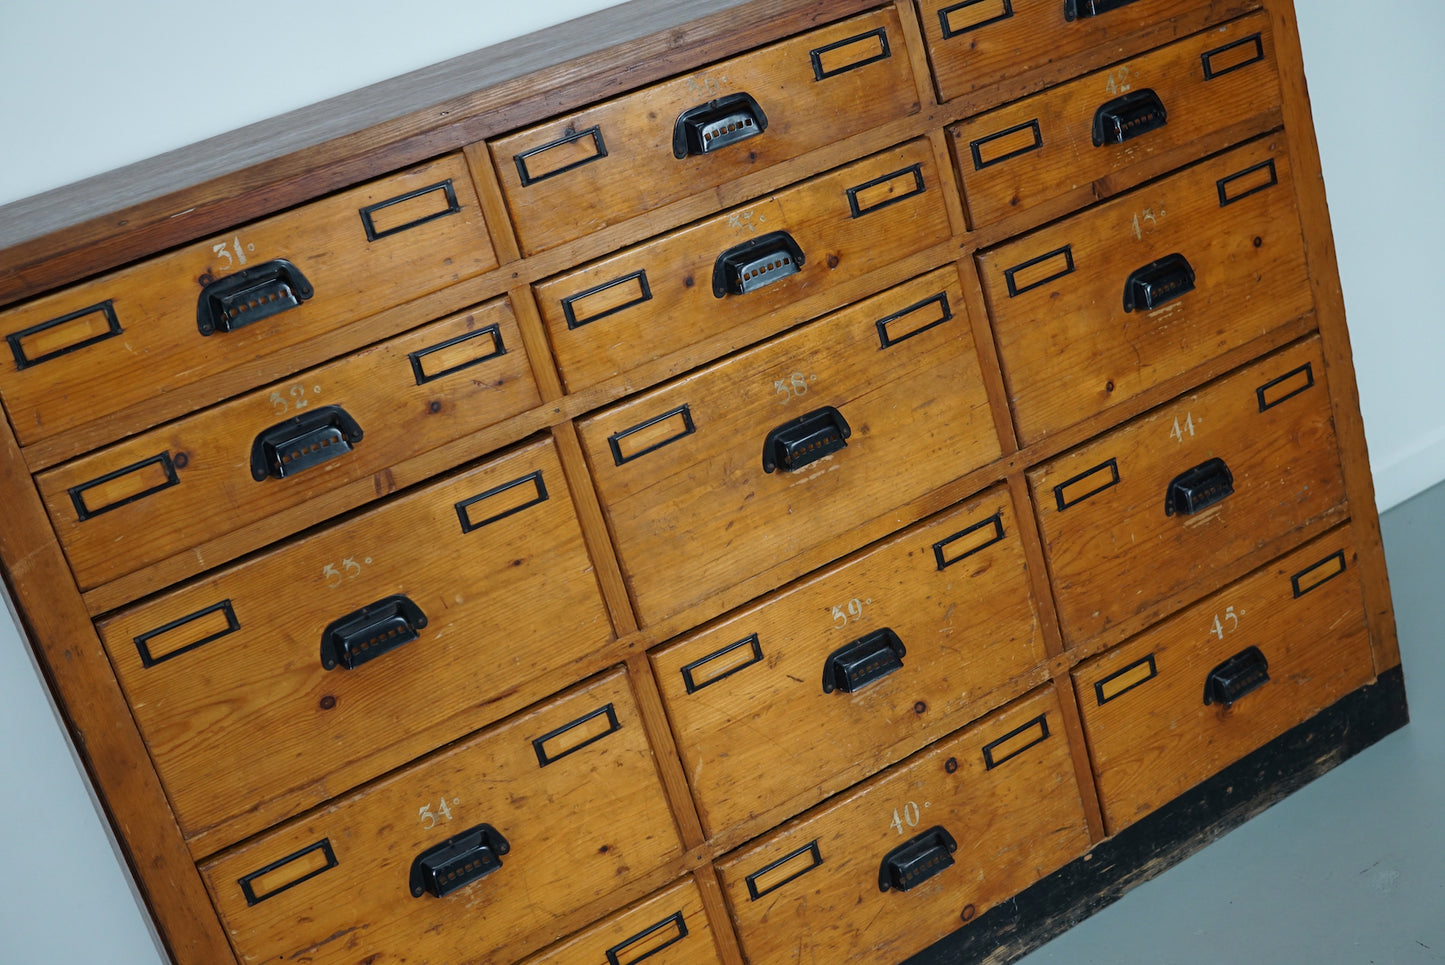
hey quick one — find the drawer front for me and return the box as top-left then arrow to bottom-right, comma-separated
577,267 -> 1000,628
201,670 -> 684,965
96,436 -> 613,851
952,11 -> 1280,228
917,0 -> 1256,104
39,297 -> 539,592
1073,525 -> 1376,833
1027,335 -> 1347,649
0,154 -> 496,448
534,138 -> 953,391
521,878 -> 725,965
980,134 -> 1310,445
716,685 -> 1089,965
492,8 -> 920,255
651,486 -> 1044,838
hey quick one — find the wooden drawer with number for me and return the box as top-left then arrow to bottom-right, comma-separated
491,7 -> 920,255
0,154 -> 496,454
577,266 -> 999,628
951,11 -> 1281,229
200,669 -> 684,965
1072,525 -> 1377,833
715,684 -> 1090,965
916,0 -> 1258,105
520,877 -> 726,965
533,138 -> 953,391
651,485 -> 1045,842
979,134 -> 1311,445
95,435 -> 613,853
1027,335 -> 1347,651
37,296 -> 538,598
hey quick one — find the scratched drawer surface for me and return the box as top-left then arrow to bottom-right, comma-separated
979,134 -> 1311,446
533,138 -> 952,392
37,296 -> 539,596
492,7 -> 920,255
519,877 -> 725,965
0,154 -> 496,452
577,266 -> 999,629
201,669 -> 684,965
715,684 -> 1090,965
917,0 -> 1256,105
952,11 -> 1281,229
95,436 -> 613,853
651,486 -> 1045,842
1073,525 -> 1377,834
1027,335 -> 1347,651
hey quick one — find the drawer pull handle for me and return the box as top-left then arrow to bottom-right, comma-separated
1093,88 -> 1168,147
762,405 -> 850,473
409,823 -> 509,898
250,404 -> 364,481
1124,253 -> 1195,313
713,230 -> 805,297
823,627 -> 905,694
320,595 -> 428,671
878,825 -> 957,893
197,259 -> 314,335
673,92 -> 768,158
1165,457 -> 1234,517
1064,0 -> 1140,20
1204,646 -> 1270,707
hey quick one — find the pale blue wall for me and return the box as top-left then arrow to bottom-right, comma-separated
1,2 -> 1442,962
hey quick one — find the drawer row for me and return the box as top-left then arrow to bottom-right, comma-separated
2,5 -> 1283,462
37,126 -> 1313,603
94,329 -> 1347,853
197,517 -> 1376,965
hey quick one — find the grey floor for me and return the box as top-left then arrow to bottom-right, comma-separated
1016,486 -> 1445,965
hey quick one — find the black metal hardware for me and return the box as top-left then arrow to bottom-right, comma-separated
320,595 -> 428,671
250,405 -> 363,481
762,405 -> 850,473
713,231 -> 805,297
1093,88 -> 1168,147
1165,457 -> 1234,517
1204,646 -> 1270,707
409,824 -> 509,898
1064,0 -> 1140,20
878,826 -> 957,892
197,259 -> 313,335
1124,253 -> 1195,313
674,93 -> 768,158
823,628 -> 905,694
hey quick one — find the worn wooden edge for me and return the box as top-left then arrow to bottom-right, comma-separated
1266,0 -> 1401,675
0,0 -> 878,306
901,664 -> 1410,965
693,865 -> 749,965
0,410 -> 238,962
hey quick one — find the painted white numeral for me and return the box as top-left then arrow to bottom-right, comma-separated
1105,66 -> 1132,96
1210,605 -> 1241,640
889,800 -> 926,836
269,382 -> 323,414
1131,206 -> 1166,241
418,797 -> 460,829
831,597 -> 873,630
323,556 -> 373,588
1170,413 -> 1196,443
774,372 -> 818,405
211,235 -> 255,270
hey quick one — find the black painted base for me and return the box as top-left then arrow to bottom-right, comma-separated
905,665 -> 1410,965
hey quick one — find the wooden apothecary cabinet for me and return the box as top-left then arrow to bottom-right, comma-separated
0,1 -> 1406,963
